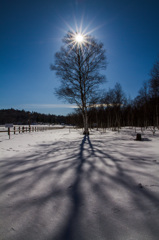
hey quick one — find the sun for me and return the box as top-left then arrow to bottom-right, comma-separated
75,33 -> 84,43
69,30 -> 89,46
60,16 -> 104,51
67,31 -> 90,51
60,14 -> 105,51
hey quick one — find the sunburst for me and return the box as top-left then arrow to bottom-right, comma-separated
61,30 -> 90,56
58,16 -> 105,53
66,29 -> 90,50
75,33 -> 84,43
60,18 -> 93,50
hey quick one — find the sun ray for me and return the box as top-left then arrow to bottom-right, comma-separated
85,22 -> 106,36
74,16 -> 79,34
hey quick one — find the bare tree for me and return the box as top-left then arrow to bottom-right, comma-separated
101,83 -> 126,131
51,31 -> 107,134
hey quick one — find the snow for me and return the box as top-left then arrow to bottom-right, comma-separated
0,127 -> 159,240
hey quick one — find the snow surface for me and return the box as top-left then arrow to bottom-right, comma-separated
0,127 -> 159,240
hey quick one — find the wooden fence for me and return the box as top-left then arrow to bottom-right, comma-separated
0,125 -> 65,139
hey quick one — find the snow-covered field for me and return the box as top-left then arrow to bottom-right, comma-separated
0,127 -> 159,240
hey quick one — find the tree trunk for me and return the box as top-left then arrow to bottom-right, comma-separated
82,110 -> 89,135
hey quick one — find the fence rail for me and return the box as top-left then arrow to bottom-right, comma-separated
0,125 -> 65,139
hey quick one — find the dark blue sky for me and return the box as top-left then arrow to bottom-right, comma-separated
1,0 -> 159,115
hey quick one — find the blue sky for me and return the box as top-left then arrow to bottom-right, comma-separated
0,0 -> 159,115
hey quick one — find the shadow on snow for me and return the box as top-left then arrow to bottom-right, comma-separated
0,133 -> 159,240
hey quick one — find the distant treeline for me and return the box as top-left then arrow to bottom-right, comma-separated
0,109 -> 68,125
67,57 -> 159,132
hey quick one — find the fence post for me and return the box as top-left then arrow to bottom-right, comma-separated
14,126 -> 16,134
8,127 -> 10,139
19,127 -> 20,133
136,133 -> 142,141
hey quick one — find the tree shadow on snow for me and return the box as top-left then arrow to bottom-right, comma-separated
0,134 -> 159,240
